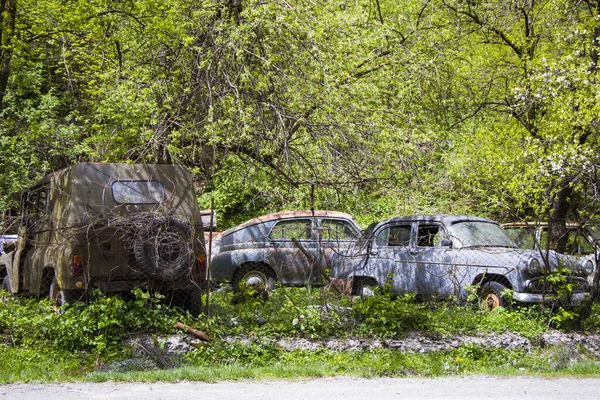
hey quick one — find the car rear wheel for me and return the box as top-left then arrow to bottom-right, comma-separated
233,264 -> 275,292
480,281 -> 509,311
352,278 -> 379,297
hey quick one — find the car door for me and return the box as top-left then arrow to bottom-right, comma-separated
366,223 -> 416,293
266,218 -> 319,285
412,222 -> 458,297
318,218 -> 361,270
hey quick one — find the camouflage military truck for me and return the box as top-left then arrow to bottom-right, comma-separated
0,163 -> 206,314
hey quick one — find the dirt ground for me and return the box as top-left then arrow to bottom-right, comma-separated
3,376 -> 600,400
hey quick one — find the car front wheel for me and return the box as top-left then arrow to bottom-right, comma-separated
480,281 -> 509,311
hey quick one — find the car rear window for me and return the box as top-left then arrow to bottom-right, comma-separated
112,181 -> 166,204
321,219 -> 359,241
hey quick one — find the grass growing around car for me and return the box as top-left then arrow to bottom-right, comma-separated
1,286 -> 600,383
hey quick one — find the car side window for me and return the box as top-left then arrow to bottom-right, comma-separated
376,225 -> 411,247
417,224 -> 447,247
321,219 -> 359,241
269,219 -> 312,240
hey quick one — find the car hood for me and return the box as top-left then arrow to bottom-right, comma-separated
454,246 -> 578,271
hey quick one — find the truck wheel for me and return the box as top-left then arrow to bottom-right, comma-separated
49,277 -> 67,309
1,275 -> 12,302
232,264 -> 275,292
1,275 -> 11,292
184,285 -> 202,317
480,281 -> 509,311
133,217 -> 192,282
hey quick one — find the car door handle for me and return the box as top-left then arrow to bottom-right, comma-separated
409,250 -> 420,256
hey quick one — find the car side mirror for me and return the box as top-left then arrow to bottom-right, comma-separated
440,239 -> 452,248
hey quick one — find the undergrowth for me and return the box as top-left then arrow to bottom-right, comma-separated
1,285 -> 599,382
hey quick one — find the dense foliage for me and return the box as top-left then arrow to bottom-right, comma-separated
0,0 -> 599,234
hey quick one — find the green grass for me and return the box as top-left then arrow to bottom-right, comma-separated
82,346 -> 600,382
1,287 -> 600,383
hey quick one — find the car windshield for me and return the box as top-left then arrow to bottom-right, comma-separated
448,221 -> 516,248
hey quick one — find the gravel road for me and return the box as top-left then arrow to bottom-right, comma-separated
2,376 -> 600,400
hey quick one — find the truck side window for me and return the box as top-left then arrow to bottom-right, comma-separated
23,189 -> 48,215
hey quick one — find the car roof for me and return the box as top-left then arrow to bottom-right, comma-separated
31,162 -> 191,187
364,215 -> 496,234
381,214 -> 494,226
219,210 -> 358,237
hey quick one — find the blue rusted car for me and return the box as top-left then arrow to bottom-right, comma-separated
210,210 -> 361,290
332,215 -> 589,309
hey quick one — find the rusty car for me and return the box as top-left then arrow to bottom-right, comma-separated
210,210 -> 361,290
332,215 -> 589,309
0,163 -> 206,314
502,221 -> 599,258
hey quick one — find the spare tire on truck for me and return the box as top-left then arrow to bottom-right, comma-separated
133,217 -> 193,282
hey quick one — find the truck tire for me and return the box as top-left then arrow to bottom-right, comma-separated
49,276 -> 83,310
1,275 -> 13,302
184,285 -> 202,317
133,217 -> 193,282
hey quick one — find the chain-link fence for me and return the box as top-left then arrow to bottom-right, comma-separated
0,164 -> 597,315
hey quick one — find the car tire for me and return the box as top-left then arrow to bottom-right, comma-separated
480,281 -> 509,311
232,264 -> 276,292
133,217 -> 193,282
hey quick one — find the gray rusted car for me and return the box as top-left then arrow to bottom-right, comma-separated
0,163 -> 206,314
332,215 -> 589,309
210,210 -> 361,290
502,221 -> 597,285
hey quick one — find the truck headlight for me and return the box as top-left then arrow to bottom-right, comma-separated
527,258 -> 541,275
582,259 -> 595,275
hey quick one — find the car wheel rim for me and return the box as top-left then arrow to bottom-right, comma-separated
483,292 -> 500,311
243,271 -> 272,289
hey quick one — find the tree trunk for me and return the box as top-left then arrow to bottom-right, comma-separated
548,178 -> 572,254
0,0 -> 17,111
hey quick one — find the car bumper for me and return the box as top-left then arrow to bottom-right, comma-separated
512,291 -> 588,305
